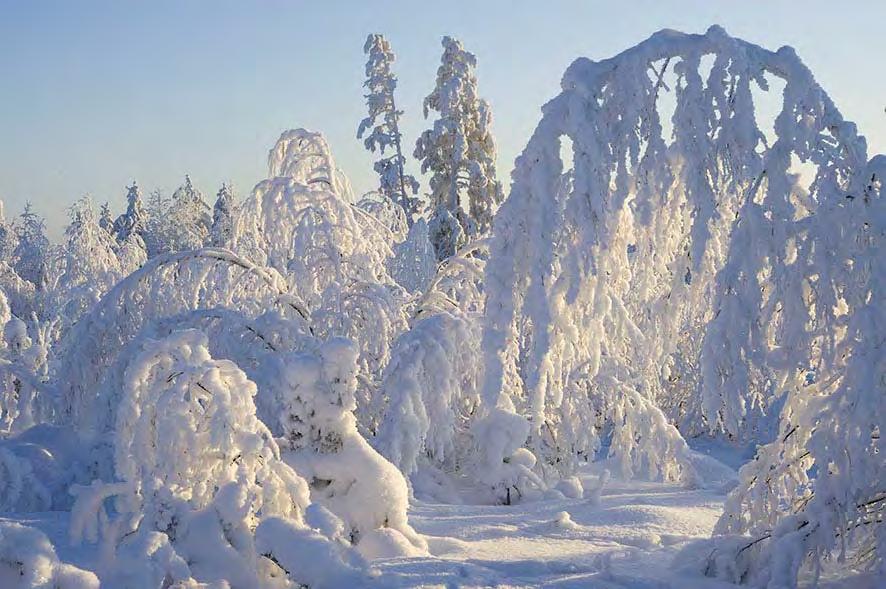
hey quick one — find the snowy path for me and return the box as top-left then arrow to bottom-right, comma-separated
373,467 -> 735,588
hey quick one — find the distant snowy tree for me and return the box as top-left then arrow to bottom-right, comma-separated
167,175 -> 211,251
357,34 -> 420,222
98,202 -> 114,236
208,183 -> 236,248
12,203 -> 49,289
0,201 -> 19,264
112,182 -> 148,245
143,188 -> 174,257
414,36 -> 503,260
44,197 -> 124,336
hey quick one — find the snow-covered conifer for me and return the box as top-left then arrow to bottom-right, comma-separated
167,175 -> 211,251
98,202 -> 114,236
112,182 -> 148,245
358,34 -> 420,222
414,36 -> 503,260
208,182 -> 236,248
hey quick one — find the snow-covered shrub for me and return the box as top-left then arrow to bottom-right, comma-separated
114,330 -> 308,529
275,337 -> 427,557
0,311 -> 52,434
70,329 -> 362,588
0,446 -> 51,512
58,248 -> 303,433
375,312 -> 480,477
0,522 -> 99,589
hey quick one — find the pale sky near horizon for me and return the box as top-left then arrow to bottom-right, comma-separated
1,1 -> 884,237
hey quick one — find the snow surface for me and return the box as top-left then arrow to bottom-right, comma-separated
6,446 -> 875,588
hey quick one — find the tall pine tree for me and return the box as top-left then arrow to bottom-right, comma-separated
358,34 -> 420,223
414,36 -> 503,260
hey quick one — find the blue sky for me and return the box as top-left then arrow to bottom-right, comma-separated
2,1 -> 884,236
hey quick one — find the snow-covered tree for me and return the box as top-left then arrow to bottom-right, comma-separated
276,337 -> 427,558
112,182 -> 148,245
0,201 -> 19,264
357,34 -> 420,222
44,197 -> 124,338
98,202 -> 114,235
12,203 -> 49,290
236,130 -> 408,432
268,128 -> 355,202
167,175 -> 211,251
414,36 -> 503,260
208,182 -> 236,248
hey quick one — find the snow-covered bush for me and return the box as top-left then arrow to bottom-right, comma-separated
0,522 -> 98,589
59,248 -> 304,433
70,329 -> 362,588
275,337 -> 427,557
375,311 -> 480,477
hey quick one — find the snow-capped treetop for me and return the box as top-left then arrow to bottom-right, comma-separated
268,128 -> 355,202
358,34 -> 421,222
414,36 -> 503,260
112,182 -> 148,244
208,183 -> 236,248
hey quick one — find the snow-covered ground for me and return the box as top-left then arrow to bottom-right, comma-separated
383,477 -> 726,587
1,468 -> 728,588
